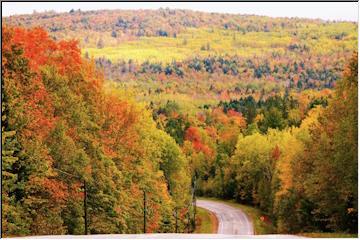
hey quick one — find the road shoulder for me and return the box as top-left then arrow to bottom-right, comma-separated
195,206 -> 218,233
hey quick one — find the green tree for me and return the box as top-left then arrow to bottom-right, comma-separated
262,107 -> 284,131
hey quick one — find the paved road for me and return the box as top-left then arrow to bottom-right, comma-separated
196,199 -> 254,235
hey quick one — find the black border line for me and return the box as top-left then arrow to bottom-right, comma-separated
0,0 -> 358,238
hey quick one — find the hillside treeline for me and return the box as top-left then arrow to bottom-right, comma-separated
3,8 -> 339,45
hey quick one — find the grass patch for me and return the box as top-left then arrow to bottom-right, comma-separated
82,28 -> 290,63
198,197 -> 276,235
194,206 -> 218,234
298,232 -> 358,238
82,24 -> 357,64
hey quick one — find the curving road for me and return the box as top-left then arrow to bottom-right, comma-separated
197,199 -> 254,235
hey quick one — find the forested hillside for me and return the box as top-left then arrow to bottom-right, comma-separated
2,8 -> 358,237
4,9 -> 357,98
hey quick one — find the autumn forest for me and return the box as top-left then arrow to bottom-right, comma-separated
1,7 -> 358,237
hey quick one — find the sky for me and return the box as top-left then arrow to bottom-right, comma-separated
2,2 -> 358,22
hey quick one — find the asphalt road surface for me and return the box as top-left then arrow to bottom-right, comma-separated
196,199 -> 254,235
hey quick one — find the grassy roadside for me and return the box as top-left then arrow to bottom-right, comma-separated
194,206 -> 218,233
198,197 -> 276,235
298,232 -> 358,238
